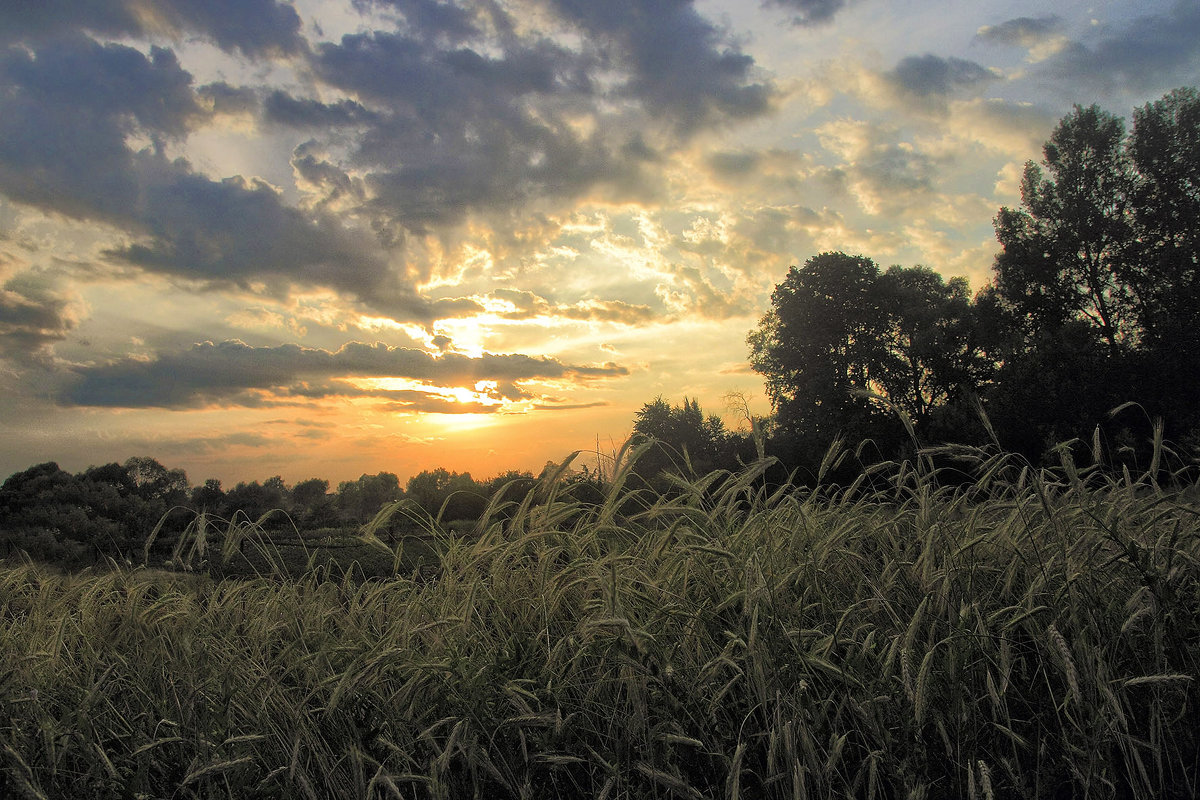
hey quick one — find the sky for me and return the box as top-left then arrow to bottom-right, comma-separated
1,0 -> 1198,488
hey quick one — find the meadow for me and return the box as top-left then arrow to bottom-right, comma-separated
1,439 -> 1198,799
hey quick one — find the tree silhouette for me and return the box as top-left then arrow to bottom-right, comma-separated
993,104 -> 1138,355
749,253 -> 984,465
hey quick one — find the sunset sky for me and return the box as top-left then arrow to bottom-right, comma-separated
1,0 -> 1197,487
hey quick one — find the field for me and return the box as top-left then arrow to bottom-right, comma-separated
2,443 -> 1198,799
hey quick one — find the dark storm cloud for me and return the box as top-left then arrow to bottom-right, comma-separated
291,0 -> 772,230
547,0 -> 772,130
975,16 -> 1063,47
762,0 -> 849,27
0,0 -> 303,57
63,340 -> 629,408
197,83 -> 260,117
1037,3 -> 1200,93
0,37 -> 203,135
263,91 -> 381,128
306,28 -> 648,229
886,54 -> 997,98
312,30 -> 578,110
0,36 -> 198,220
151,0 -> 305,57
290,144 -> 368,212
0,0 -> 777,327
106,157 -> 393,298
0,36 -> 438,320
0,37 -> 201,220
0,275 -> 81,363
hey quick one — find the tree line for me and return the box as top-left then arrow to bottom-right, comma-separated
0,456 -> 541,566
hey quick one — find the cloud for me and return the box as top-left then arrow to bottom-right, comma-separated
487,288 -> 656,324
975,15 -> 1064,48
531,401 -> 610,411
63,339 -> 629,408
762,0 -> 851,27
263,92 -> 381,129
303,27 -> 653,231
707,151 -> 763,178
0,36 -> 443,320
885,54 -> 997,98
0,1 -> 778,333
0,272 -> 85,363
0,37 -> 201,220
0,0 -> 304,57
816,119 -> 938,215
1037,3 -> 1200,93
352,0 -> 482,44
196,82 -> 260,117
105,157 -> 399,303
547,0 -> 773,131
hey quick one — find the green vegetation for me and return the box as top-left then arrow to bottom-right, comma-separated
2,439 -> 1199,799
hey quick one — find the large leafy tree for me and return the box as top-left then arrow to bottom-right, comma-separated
988,88 -> 1200,451
1128,87 -> 1200,344
749,253 -> 983,462
748,252 -> 891,450
875,266 -> 981,428
993,104 -> 1139,355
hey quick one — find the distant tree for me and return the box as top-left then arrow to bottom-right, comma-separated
190,478 -> 225,511
289,477 -> 336,528
482,470 -> 537,501
223,477 -> 289,525
337,472 -> 402,524
631,396 -> 749,483
124,456 -> 189,505
0,460 -> 185,560
405,469 -> 485,520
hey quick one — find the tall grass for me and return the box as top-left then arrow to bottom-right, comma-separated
2,440 -> 1198,798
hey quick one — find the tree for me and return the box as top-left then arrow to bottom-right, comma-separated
337,472 -> 402,524
1128,87 -> 1200,344
874,266 -> 983,428
190,478 -> 224,511
223,477 -> 289,524
993,104 -> 1138,355
986,88 -> 1200,453
405,469 -> 485,520
631,396 -> 745,482
749,253 -> 983,464
748,253 -> 891,454
124,456 -> 188,505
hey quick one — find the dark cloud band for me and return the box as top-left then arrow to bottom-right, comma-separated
63,339 -> 628,409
